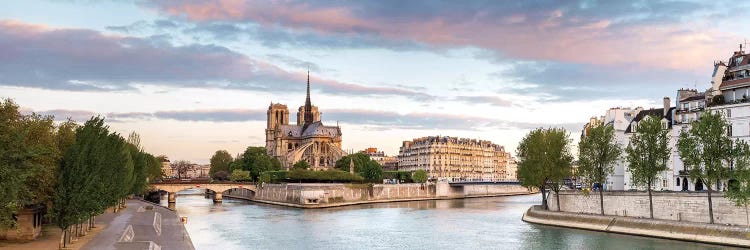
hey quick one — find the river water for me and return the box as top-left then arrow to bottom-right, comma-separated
165,189 -> 735,250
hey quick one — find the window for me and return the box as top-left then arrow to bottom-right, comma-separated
727,109 -> 732,118
676,178 -> 680,186
728,125 -> 733,136
663,179 -> 668,188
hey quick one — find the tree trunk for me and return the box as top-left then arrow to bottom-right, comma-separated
599,187 -> 604,215
540,186 -> 548,210
555,189 -> 561,211
707,184 -> 715,224
648,181 -> 654,219
60,228 -> 66,249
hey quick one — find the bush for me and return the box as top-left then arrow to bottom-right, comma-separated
230,170 -> 251,182
413,169 -> 428,183
213,170 -> 229,181
287,169 -> 364,183
293,160 -> 310,170
360,161 -> 383,182
383,171 -> 414,183
260,171 -> 288,184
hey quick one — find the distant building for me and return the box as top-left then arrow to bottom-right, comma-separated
505,157 -> 517,180
360,147 -> 398,170
160,157 -> 173,178
397,136 -> 511,181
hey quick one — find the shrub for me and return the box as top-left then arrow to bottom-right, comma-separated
230,170 -> 251,182
383,171 -> 413,183
213,170 -> 230,181
413,169 -> 428,183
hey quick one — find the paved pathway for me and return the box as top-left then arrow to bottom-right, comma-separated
82,200 -> 194,250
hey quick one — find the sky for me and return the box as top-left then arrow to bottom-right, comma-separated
2,0 -> 749,163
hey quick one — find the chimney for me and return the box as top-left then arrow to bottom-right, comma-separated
663,97 -> 670,117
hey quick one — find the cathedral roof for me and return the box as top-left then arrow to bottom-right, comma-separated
301,121 -> 341,137
278,122 -> 341,139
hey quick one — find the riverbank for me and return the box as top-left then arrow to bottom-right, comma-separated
225,182 -> 534,208
225,191 -> 532,208
522,205 -> 750,247
81,199 -> 194,250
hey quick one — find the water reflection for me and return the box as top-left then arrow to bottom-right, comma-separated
166,190 -> 740,250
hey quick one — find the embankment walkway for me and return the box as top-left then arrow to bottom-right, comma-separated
82,199 -> 194,250
523,205 -> 750,248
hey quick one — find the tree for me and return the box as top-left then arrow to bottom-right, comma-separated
577,124 -> 622,215
517,128 -> 574,210
360,160 -> 383,182
335,153 -> 370,173
413,169 -> 428,183
0,99 -> 61,230
230,170 -> 251,182
677,111 -> 734,224
173,160 -> 192,179
209,150 -> 233,177
293,160 -> 310,170
726,140 -> 750,205
625,116 -> 670,219
236,147 -> 281,181
213,170 -> 230,181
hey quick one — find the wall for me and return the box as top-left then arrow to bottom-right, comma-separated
235,182 -> 533,206
253,183 -> 435,204
548,190 -> 750,226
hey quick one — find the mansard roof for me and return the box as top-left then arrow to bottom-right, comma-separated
624,107 -> 675,133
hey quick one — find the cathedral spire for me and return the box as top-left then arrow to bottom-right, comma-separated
304,71 -> 313,125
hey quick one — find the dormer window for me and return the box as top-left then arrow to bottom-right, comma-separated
736,56 -> 744,66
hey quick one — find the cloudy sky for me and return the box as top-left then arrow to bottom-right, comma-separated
2,1 -> 748,163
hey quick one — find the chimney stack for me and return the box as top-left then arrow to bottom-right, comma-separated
663,97 -> 670,117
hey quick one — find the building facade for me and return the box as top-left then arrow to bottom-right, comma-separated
361,147 -> 398,170
265,74 -> 346,170
397,136 -> 511,181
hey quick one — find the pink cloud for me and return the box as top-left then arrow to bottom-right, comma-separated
146,1 -> 742,72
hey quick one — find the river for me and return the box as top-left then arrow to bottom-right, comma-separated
164,189 -> 736,250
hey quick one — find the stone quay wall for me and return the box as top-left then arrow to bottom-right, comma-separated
255,183 -> 436,204
523,205 -> 750,247
548,190 -> 750,226
226,182 -> 533,208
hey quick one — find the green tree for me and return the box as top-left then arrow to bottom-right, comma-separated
209,150 -> 233,177
230,169 -> 251,182
517,128 -> 574,210
677,111 -> 734,224
726,140 -> 750,206
237,147 -> 281,181
577,124 -> 623,215
625,116 -> 670,219
293,160 -> 310,170
335,153 -> 370,173
360,160 -> 383,182
413,169 -> 428,183
0,99 -> 60,229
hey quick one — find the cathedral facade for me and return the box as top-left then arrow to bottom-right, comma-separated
265,74 -> 345,170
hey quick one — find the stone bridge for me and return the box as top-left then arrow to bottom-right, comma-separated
151,181 -> 257,203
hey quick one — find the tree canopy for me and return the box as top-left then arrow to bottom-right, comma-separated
209,150 -> 233,177
334,152 -> 371,173
625,115 -> 670,219
412,169 -> 428,183
677,111 -> 734,224
577,123 -> 622,215
517,128 -> 573,210
233,146 -> 282,181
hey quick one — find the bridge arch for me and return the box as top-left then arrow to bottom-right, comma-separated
151,182 -> 257,203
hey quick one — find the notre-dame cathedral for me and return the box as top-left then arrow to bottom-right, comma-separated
265,73 -> 345,170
